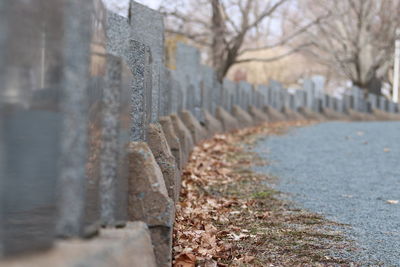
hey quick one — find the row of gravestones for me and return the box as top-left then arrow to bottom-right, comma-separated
1,0 -> 400,266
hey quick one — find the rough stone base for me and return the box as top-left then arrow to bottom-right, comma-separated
216,107 -> 240,132
232,105 -> 254,127
321,108 -> 348,120
298,107 -> 325,121
170,114 -> 194,165
345,109 -> 372,121
262,106 -> 286,122
146,123 -> 181,202
203,109 -> 224,137
248,105 -> 269,125
281,106 -> 304,121
159,116 -> 182,172
0,222 -> 157,267
179,110 -> 208,144
127,142 -> 174,267
372,108 -> 400,121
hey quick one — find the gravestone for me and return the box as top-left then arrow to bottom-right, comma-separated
0,0 -> 65,256
175,43 -> 202,120
106,12 -> 152,142
56,0 -> 108,238
200,65 -> 215,116
160,67 -> 173,116
302,79 -> 315,110
367,94 -> 378,111
295,90 -> 305,111
222,79 -> 236,112
258,85 -> 269,108
238,81 -> 252,110
378,96 -> 386,111
269,80 -> 283,109
129,1 -> 164,122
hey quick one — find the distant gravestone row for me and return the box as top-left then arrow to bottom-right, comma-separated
0,0 -> 399,265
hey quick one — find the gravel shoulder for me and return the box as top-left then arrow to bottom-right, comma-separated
254,121 -> 400,266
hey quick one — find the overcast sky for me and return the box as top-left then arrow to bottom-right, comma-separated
102,0 -> 162,17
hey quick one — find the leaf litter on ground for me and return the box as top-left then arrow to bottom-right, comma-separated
173,121 -> 360,267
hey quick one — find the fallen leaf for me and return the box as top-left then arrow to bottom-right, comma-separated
174,253 -> 196,267
384,148 -> 390,152
386,200 -> 399,204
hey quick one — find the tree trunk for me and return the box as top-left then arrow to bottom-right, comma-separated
211,0 -> 226,81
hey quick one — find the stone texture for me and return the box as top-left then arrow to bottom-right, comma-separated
146,123 -> 181,202
203,109 -> 224,136
127,142 -> 174,267
281,106 -> 304,121
0,222 -> 157,267
159,116 -> 182,172
371,108 -> 400,121
179,110 -> 208,144
216,107 -> 240,132
232,105 -> 254,127
170,114 -> 194,165
346,109 -> 371,121
263,106 -> 286,122
248,105 -> 269,125
298,107 -> 325,121
321,107 -> 348,120
130,1 -> 164,122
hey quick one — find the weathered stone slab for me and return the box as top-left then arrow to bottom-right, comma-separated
222,79 -> 236,112
146,123 -> 181,203
281,106 -> 304,121
55,0 -> 108,239
0,0 -> 66,255
180,110 -> 208,144
263,106 -> 286,122
106,12 -> 153,142
170,114 -> 194,165
175,43 -> 202,120
200,65 -> 215,115
99,54 -> 132,227
216,107 -> 240,132
129,1 -> 164,122
258,85 -> 269,108
159,116 -> 182,172
302,79 -> 315,110
127,142 -> 174,267
238,81 -> 252,110
232,105 -> 254,127
298,107 -> 325,121
248,106 -> 269,124
269,80 -> 283,109
203,110 -> 224,136
0,222 -> 157,267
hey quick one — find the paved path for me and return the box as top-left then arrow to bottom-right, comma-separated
254,121 -> 400,266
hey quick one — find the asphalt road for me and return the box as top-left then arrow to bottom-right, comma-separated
253,121 -> 400,266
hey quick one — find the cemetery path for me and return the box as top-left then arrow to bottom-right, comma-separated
254,121 -> 400,266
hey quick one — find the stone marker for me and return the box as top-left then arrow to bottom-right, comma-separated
129,1 -> 164,122
238,81 -> 252,110
127,142 -> 174,267
99,54 -> 131,227
248,106 -> 269,124
180,110 -> 208,144
159,116 -> 183,172
170,114 -> 195,165
0,0 -> 64,255
0,222 -> 158,267
106,12 -> 153,142
216,107 -> 240,132
57,0 -> 108,238
222,79 -> 236,112
203,110 -> 224,136
263,106 -> 286,122
175,43 -> 202,121
232,105 -> 254,127
146,123 -> 180,202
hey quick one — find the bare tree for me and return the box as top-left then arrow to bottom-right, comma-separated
161,0 -> 317,81
298,0 -> 400,95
